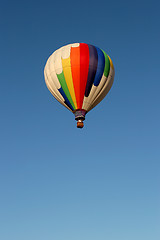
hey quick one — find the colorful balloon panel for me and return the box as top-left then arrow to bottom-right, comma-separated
44,43 -> 115,114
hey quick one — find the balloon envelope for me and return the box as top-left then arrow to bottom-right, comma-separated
44,43 -> 115,128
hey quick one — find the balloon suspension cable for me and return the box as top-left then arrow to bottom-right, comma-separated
74,109 -> 86,129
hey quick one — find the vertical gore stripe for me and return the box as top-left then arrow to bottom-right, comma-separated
102,50 -> 110,78
57,71 -> 75,109
85,45 -> 98,97
70,45 -> 80,108
108,55 -> 114,69
80,43 -> 89,108
62,56 -> 77,109
93,47 -> 105,86
58,87 -> 74,111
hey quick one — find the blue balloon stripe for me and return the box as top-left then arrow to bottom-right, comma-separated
93,47 -> 105,86
58,87 -> 74,111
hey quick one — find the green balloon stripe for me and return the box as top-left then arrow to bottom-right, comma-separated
57,72 -> 75,110
102,50 -> 110,78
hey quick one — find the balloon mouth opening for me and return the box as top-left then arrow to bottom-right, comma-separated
74,109 -> 86,129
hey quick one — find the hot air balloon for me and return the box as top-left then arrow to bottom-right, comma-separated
44,43 -> 115,128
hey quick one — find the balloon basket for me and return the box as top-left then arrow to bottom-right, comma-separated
77,120 -> 84,128
74,109 -> 86,129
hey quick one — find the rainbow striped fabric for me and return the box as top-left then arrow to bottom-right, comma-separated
44,43 -> 114,113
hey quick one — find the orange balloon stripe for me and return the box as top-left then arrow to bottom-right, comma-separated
70,46 -> 81,108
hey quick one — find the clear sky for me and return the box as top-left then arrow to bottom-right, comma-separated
0,0 -> 160,239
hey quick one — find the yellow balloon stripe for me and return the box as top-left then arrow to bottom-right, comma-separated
62,57 -> 77,109
108,55 -> 114,70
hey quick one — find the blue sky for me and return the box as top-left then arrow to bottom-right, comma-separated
0,0 -> 160,239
